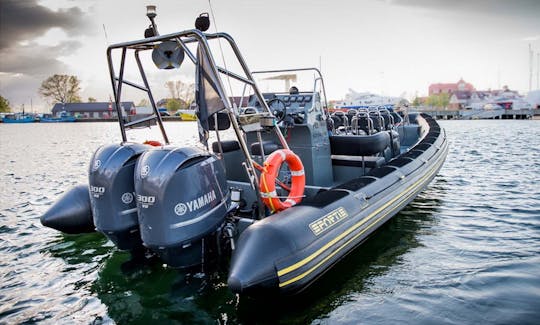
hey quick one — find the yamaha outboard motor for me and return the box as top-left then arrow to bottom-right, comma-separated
89,143 -> 149,250
135,146 -> 229,268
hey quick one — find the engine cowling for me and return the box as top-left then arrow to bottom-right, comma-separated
135,146 -> 229,268
88,143 -> 149,250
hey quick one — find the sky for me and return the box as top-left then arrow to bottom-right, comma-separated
1,0 -> 539,112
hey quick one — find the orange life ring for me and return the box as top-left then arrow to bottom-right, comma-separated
143,140 -> 163,147
259,149 -> 305,212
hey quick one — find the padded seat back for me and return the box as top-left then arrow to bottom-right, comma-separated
369,111 -> 383,132
212,140 -> 240,153
391,112 -> 403,125
208,112 -> 230,130
251,141 -> 280,156
329,132 -> 391,156
355,112 -> 373,135
379,110 -> 393,130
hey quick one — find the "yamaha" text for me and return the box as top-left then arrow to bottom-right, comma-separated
174,190 -> 217,216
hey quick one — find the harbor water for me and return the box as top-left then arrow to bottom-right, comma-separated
0,120 -> 539,324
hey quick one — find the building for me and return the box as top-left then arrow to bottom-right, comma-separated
448,86 -> 532,110
51,102 -> 135,118
448,91 -> 472,110
429,79 -> 475,96
525,90 -> 540,109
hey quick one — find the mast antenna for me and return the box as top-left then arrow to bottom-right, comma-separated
102,24 -> 109,45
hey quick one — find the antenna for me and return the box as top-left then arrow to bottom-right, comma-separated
102,24 -> 109,45
529,43 -> 533,92
536,52 -> 540,89
497,67 -> 501,90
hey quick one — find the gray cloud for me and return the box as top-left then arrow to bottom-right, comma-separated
387,0 -> 540,20
0,41 -> 82,77
0,0 -> 90,50
0,0 -> 93,109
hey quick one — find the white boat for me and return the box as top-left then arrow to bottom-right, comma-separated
334,89 -> 406,111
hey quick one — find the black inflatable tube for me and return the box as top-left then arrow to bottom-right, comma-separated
40,184 -> 95,234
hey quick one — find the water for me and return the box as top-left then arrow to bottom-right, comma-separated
1,120 -> 539,324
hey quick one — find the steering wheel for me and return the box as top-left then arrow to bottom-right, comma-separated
266,98 -> 287,123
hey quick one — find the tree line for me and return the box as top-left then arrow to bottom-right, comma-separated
412,93 -> 450,109
1,74 -> 195,113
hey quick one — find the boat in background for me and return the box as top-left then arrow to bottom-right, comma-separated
333,89 -> 408,111
175,109 -> 197,121
460,103 -> 505,120
40,114 -> 77,123
2,113 -> 36,123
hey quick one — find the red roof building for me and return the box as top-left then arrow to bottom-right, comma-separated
429,79 -> 475,96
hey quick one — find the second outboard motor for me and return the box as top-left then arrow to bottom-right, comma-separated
135,146 -> 229,268
89,143 -> 149,250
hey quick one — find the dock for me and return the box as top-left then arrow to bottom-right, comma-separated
420,109 -> 540,120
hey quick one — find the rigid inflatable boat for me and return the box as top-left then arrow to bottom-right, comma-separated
41,8 -> 447,295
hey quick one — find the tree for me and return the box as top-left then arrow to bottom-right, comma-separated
166,98 -> 182,111
88,97 -> 97,102
437,93 -> 450,108
39,74 -> 82,103
426,93 -> 449,109
0,95 -> 11,112
137,98 -> 149,107
165,80 -> 194,108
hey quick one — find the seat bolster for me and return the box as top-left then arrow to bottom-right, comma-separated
212,140 -> 240,153
251,141 -> 280,155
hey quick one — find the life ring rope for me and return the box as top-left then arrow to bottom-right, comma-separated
258,149 -> 305,212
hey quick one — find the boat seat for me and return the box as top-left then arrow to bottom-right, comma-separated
212,140 -> 247,182
212,140 -> 240,153
391,112 -> 403,125
369,111 -> 384,132
329,133 -> 390,156
352,113 -> 373,135
346,109 -> 357,126
251,141 -> 281,156
208,112 -> 231,130
379,109 -> 394,130
331,114 -> 347,129
331,155 -> 386,168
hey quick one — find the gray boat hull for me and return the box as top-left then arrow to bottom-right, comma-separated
228,114 -> 448,295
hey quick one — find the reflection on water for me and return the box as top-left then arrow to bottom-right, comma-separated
1,120 -> 540,324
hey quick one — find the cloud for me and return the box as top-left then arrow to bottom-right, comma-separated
0,0 -> 92,77
0,0 -> 92,110
386,0 -> 540,21
522,35 -> 540,41
0,0 -> 90,50
1,41 -> 82,77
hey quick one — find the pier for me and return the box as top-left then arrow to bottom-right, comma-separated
420,109 -> 540,120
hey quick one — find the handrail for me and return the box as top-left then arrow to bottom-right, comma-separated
106,28 -> 288,218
